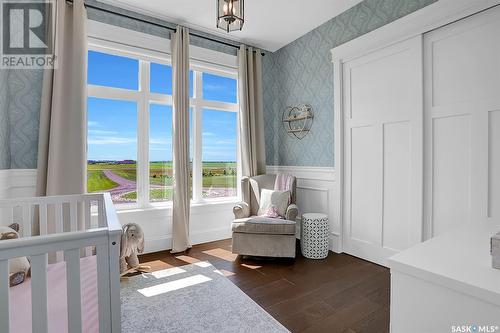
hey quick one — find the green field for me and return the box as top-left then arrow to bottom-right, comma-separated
122,188 -> 173,201
87,170 -> 118,192
87,161 -> 237,196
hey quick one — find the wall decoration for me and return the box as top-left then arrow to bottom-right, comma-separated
282,104 -> 313,140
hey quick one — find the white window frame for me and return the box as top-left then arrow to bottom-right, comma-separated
87,23 -> 241,210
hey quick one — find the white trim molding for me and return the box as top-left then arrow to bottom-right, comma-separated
266,165 -> 335,182
331,0 -> 500,259
331,0 -> 500,63
266,165 -> 341,253
0,169 -> 37,199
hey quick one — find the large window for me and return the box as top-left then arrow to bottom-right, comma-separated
87,47 -> 239,207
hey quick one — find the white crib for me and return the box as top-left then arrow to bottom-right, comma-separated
0,193 -> 121,333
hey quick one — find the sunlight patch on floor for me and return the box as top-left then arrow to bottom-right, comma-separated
137,274 -> 212,297
241,263 -> 262,270
202,248 -> 238,262
175,255 -> 201,264
149,267 -> 186,279
215,269 -> 236,277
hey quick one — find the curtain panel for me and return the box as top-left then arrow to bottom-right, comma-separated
238,45 -> 266,177
37,0 -> 87,197
170,26 -> 192,254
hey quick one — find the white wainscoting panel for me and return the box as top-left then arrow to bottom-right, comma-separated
266,166 -> 339,253
0,169 -> 37,199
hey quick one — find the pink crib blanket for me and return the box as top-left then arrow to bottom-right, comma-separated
9,255 -> 99,333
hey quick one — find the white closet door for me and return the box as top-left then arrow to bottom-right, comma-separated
342,36 -> 423,266
424,5 -> 500,239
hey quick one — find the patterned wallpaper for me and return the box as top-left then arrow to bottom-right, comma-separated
0,0 -> 436,169
0,1 -> 244,170
263,0 -> 436,167
0,69 -> 43,169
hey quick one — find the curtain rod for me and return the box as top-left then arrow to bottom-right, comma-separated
66,0 -> 265,56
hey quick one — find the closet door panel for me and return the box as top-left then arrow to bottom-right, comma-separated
382,121 -> 411,252
342,36 -> 423,266
424,5 -> 500,238
489,110 -> 500,219
431,115 -> 471,236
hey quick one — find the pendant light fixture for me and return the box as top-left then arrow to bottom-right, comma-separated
216,0 -> 244,33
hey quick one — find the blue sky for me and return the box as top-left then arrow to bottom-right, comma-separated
87,51 -> 237,162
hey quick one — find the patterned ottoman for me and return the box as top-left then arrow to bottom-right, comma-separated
301,213 -> 329,259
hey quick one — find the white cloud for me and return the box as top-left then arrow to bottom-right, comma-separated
88,121 -> 100,128
88,136 -> 136,145
88,129 -> 118,135
202,132 -> 215,137
215,140 -> 235,145
150,137 -> 172,145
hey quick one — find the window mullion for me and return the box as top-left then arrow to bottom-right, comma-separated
137,60 -> 150,207
192,71 -> 203,203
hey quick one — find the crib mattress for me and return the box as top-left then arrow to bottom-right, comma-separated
9,255 -> 99,333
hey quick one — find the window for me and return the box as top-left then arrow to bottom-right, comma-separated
87,45 -> 239,207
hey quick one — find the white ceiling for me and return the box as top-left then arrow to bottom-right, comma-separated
97,0 -> 364,52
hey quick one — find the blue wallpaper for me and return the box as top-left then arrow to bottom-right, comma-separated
0,0 -> 436,169
0,69 -> 43,169
263,0 -> 436,167
0,1 -> 243,170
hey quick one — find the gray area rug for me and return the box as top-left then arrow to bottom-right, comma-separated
121,261 -> 290,333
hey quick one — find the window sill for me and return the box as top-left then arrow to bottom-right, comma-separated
113,197 -> 241,214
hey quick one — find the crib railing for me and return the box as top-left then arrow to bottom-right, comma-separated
0,193 -> 121,333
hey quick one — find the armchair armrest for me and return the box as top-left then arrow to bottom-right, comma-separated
286,204 -> 299,222
233,202 -> 250,219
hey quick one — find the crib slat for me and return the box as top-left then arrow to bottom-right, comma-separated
84,200 -> 91,230
7,206 -> 14,225
0,259 -> 10,333
97,244 -> 111,333
22,204 -> 32,237
55,202 -> 64,233
39,204 -> 48,235
97,199 -> 106,228
31,253 -> 49,333
84,200 -> 92,256
55,203 -> 64,262
65,249 -> 82,333
69,201 -> 78,232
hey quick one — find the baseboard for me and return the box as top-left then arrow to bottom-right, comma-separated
330,232 -> 342,254
143,227 -> 232,254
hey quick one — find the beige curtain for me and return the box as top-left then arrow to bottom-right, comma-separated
171,26 -> 191,253
238,45 -> 266,177
37,0 -> 87,197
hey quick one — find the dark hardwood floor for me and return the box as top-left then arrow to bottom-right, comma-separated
137,239 -> 390,333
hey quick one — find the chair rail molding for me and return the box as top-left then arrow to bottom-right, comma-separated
266,165 -> 340,253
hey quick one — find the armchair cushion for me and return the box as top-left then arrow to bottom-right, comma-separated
233,202 -> 250,219
285,204 -> 299,222
232,217 -> 296,235
257,189 -> 290,217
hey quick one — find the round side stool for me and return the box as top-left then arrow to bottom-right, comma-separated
301,213 -> 329,259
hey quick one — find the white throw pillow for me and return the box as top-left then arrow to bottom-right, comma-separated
258,189 -> 290,217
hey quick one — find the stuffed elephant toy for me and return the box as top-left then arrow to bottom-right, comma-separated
120,223 -> 146,275
0,223 -> 30,286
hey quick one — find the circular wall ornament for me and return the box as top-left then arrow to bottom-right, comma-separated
281,104 -> 313,140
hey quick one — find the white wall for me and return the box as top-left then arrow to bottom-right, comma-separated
0,169 -> 234,253
267,166 -> 339,252
1,166 -> 339,253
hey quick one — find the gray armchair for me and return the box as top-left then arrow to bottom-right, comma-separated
231,174 -> 298,258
